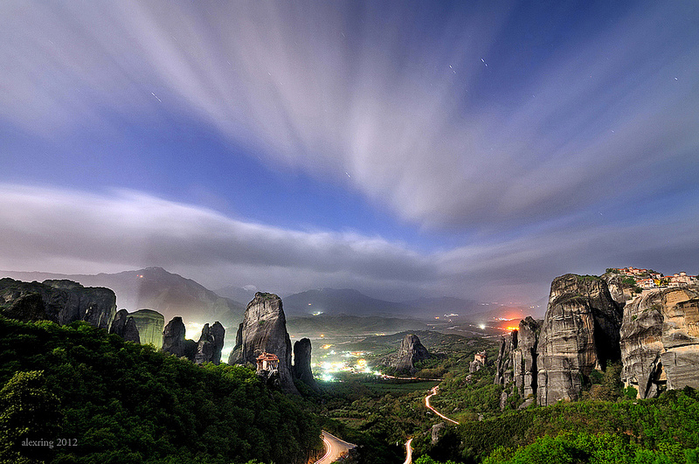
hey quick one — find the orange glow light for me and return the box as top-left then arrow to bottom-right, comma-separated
506,326 -> 518,331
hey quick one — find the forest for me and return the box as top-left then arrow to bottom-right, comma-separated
0,316 -> 321,464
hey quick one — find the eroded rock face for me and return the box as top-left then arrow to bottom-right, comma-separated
227,293 -> 298,394
0,278 -> 116,329
130,309 -> 165,348
620,287 -> 699,398
293,338 -> 319,392
195,322 -> 225,365
109,309 -> 141,343
494,331 -> 516,386
162,316 -> 187,358
537,274 -> 623,406
383,333 -> 430,374
513,317 -> 541,398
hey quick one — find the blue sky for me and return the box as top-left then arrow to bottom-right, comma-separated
1,1 -> 698,305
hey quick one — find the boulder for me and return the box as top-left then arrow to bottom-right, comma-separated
228,293 -> 298,394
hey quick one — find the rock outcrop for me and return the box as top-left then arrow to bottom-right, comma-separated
495,317 -> 542,405
195,322 -> 225,365
162,316 -> 188,358
0,278 -> 116,329
620,287 -> 699,398
109,309 -> 141,343
382,333 -> 430,374
513,317 -> 541,398
129,309 -> 165,348
293,338 -> 319,392
228,293 -> 298,394
469,350 -> 487,373
494,331 -> 515,386
537,274 -> 623,405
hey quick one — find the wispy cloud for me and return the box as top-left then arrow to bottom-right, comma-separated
1,2 -> 698,303
2,1 -> 697,230
2,185 -> 698,303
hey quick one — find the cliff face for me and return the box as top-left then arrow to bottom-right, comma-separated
536,275 -> 623,406
292,338 -> 319,392
0,278 -> 116,329
382,333 -> 430,374
195,322 -> 225,365
129,309 -> 165,348
228,293 -> 297,394
513,317 -> 541,398
620,287 -> 699,398
110,309 -> 141,343
495,316 -> 542,405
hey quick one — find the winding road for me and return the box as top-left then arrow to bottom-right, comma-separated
403,437 -> 413,464
425,386 -> 459,425
315,430 -> 356,464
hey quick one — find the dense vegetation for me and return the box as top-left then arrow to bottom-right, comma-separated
0,316 -> 321,464
416,374 -> 699,463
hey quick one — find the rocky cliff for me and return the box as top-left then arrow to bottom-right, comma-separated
292,338 -> 319,392
0,278 -> 116,329
495,316 -> 542,407
162,316 -> 196,361
195,322 -> 225,365
381,333 -> 430,374
620,287 -> 699,398
109,309 -> 141,343
129,309 -> 165,348
228,293 -> 298,394
497,272 -> 699,406
536,274 -> 623,405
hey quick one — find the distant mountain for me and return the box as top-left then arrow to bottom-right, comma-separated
403,296 -> 481,316
214,285 -> 258,306
282,288 -> 411,317
0,267 -> 244,324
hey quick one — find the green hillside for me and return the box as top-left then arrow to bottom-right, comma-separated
0,316 -> 321,464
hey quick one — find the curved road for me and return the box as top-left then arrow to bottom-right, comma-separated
425,386 -> 459,425
403,437 -> 413,464
315,430 -> 356,464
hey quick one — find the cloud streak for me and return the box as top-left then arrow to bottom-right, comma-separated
3,1 -> 698,231
1,2 -> 699,303
2,185 -> 698,303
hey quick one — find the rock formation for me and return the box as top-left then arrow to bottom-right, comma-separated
513,317 -> 541,398
494,331 -> 515,386
469,350 -> 487,373
195,322 -> 225,365
382,333 -> 430,374
109,309 -> 141,343
162,316 -> 188,358
495,317 -> 542,406
0,278 -> 116,329
228,293 -> 298,394
620,287 -> 699,398
129,309 -> 165,348
293,338 -> 319,392
536,274 -> 623,405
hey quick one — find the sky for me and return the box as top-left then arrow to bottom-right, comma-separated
1,1 -> 698,306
